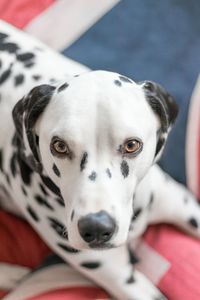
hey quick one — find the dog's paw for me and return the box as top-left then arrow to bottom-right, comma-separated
121,270 -> 167,300
180,194 -> 200,239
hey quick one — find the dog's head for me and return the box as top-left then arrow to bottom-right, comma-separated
12,71 -> 178,250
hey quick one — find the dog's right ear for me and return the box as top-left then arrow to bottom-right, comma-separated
140,81 -> 179,162
12,84 -> 56,173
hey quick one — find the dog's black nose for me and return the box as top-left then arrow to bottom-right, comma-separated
78,211 -> 116,244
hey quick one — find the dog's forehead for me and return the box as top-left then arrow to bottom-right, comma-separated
69,70 -> 139,92
73,70 -> 135,84
43,71 -> 158,143
55,70 -> 145,109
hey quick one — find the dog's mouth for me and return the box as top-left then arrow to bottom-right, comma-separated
88,241 -> 116,250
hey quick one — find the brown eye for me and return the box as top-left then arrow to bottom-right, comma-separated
124,139 -> 142,155
51,138 -> 70,157
53,140 -> 68,153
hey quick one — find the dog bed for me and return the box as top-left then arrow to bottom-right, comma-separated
0,1 -> 200,299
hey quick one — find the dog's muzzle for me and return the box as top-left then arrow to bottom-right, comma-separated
78,210 -> 116,247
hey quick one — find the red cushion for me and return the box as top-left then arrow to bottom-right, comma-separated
29,287 -> 108,300
0,210 -> 51,268
0,0 -> 55,29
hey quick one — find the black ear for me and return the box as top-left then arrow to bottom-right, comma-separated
12,84 -> 56,173
140,81 -> 179,161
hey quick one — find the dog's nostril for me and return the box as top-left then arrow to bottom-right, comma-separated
102,232 -> 110,237
84,232 -> 95,242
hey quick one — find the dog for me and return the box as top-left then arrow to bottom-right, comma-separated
0,21 -> 200,300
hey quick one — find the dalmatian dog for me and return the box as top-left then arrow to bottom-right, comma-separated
0,21 -> 200,300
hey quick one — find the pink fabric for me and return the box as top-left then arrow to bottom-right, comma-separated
0,210 -> 51,268
29,287 -> 109,300
0,0 -> 55,29
144,225 -> 200,300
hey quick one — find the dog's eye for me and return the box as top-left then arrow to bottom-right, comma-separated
123,139 -> 142,155
53,140 -> 68,153
51,138 -> 70,157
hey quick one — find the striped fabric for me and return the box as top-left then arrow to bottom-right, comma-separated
0,1 -> 200,299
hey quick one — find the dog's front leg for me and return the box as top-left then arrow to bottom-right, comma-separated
62,243 -> 166,300
147,165 -> 200,238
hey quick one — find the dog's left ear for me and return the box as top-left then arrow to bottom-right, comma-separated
140,81 -> 179,162
12,84 -> 56,173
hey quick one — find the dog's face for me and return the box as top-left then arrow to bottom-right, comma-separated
13,71 -> 178,250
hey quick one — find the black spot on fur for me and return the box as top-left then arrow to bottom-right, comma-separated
88,171 -> 97,181
55,197 -> 65,207
80,152 -> 88,171
129,249 -> 140,265
5,173 -> 11,186
0,149 -> 3,172
21,185 -> 27,196
189,217 -> 198,229
35,194 -> 54,210
58,82 -> 69,92
52,163 -> 60,177
126,273 -> 135,284
57,242 -> 80,253
14,74 -> 24,86
0,42 -> 19,53
184,197 -> 188,204
27,205 -> 39,222
81,262 -> 101,269
0,33 -> 8,41
71,210 -> 75,221
18,155 -> 33,185
114,79 -> 122,87
10,152 -> 17,177
121,160 -> 129,178
40,175 -> 61,196
132,207 -> 142,221
39,183 -> 49,196
106,168 -> 112,178
0,67 -> 12,85
48,217 -> 67,238
35,134 -> 39,147
148,193 -> 154,209
16,52 -> 35,62
119,75 -> 132,83
24,62 -> 35,68
32,75 -> 41,81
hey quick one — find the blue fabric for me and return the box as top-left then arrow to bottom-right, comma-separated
63,0 -> 200,185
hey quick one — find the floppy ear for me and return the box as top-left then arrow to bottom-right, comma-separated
140,81 -> 179,162
12,84 -> 56,173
